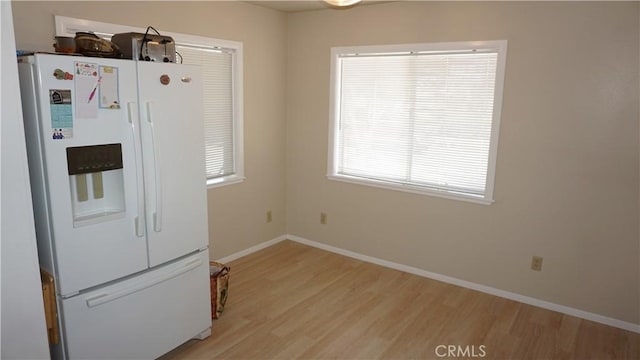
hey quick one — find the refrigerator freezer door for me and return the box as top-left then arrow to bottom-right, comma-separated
137,62 -> 209,266
22,55 -> 148,295
60,251 -> 211,359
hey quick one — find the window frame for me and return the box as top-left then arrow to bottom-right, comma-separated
327,40 -> 508,205
55,16 -> 245,188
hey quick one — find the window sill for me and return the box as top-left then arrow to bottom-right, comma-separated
327,174 -> 494,205
207,175 -> 246,189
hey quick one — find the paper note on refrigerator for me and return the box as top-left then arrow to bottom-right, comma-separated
99,66 -> 120,109
74,62 -> 99,119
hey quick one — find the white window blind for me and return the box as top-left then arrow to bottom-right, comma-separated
329,41 -> 507,203
177,45 -> 235,180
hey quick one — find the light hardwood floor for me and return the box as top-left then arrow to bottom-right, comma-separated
160,240 -> 639,359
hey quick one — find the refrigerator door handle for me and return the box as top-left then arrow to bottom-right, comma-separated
128,102 -> 145,237
85,257 -> 203,308
146,102 -> 163,233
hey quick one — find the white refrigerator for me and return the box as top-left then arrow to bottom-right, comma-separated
18,53 -> 212,359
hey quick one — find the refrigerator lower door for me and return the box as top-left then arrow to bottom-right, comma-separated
60,251 -> 211,359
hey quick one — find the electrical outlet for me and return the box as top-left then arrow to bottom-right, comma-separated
531,256 -> 543,271
320,212 -> 327,225
266,210 -> 272,223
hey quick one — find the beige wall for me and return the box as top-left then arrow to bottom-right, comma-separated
286,1 -> 640,324
11,1 -> 288,259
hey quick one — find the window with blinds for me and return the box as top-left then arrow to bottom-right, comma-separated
176,45 -> 236,181
328,41 -> 507,204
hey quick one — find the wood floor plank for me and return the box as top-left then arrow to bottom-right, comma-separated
159,240 -> 639,360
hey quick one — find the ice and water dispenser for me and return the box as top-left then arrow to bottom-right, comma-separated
66,143 -> 125,227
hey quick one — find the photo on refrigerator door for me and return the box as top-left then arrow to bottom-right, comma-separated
49,89 -> 73,139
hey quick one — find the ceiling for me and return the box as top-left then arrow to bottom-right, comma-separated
244,1 -> 392,13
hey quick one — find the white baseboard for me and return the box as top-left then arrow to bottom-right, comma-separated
214,235 -> 288,264
216,233 -> 640,333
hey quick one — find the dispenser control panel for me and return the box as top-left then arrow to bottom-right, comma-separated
66,143 -> 123,175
